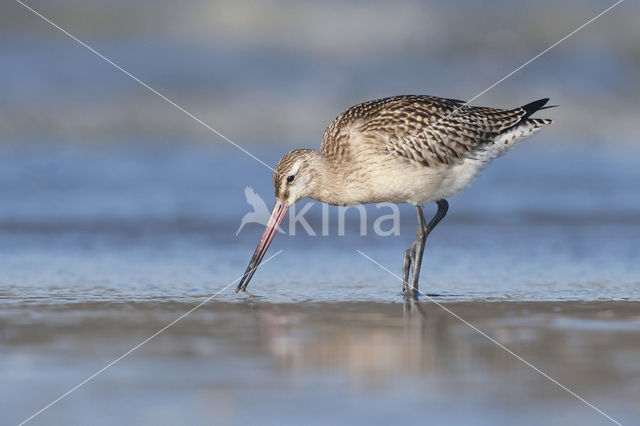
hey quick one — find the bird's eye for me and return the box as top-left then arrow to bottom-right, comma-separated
287,175 -> 295,183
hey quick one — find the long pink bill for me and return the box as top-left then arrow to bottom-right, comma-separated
235,199 -> 288,293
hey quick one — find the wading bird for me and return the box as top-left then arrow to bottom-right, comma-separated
236,95 -> 553,296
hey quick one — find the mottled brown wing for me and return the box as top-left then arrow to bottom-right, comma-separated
322,95 -> 530,167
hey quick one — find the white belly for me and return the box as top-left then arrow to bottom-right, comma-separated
365,136 -> 524,205
365,159 -> 485,204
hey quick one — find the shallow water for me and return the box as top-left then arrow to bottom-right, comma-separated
1,142 -> 639,303
1,141 -> 639,425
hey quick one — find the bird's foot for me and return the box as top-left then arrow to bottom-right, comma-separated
239,288 -> 257,298
403,286 -> 419,299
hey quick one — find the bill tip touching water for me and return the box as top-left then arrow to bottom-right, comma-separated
236,95 -> 554,295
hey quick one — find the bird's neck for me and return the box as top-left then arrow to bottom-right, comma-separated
309,153 -> 364,206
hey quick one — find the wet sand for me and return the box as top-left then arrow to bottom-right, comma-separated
3,299 -> 639,425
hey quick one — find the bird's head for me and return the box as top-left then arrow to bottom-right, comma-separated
272,149 -> 320,206
235,149 -> 321,294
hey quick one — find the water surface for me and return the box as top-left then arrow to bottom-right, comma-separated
1,142 -> 639,425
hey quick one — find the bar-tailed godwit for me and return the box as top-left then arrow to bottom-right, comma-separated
236,95 -> 553,296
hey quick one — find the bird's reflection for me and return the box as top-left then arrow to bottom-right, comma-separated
215,298 -> 630,395
252,299 -> 456,379
403,293 -> 426,316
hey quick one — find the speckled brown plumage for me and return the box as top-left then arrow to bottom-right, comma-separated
271,94 -> 552,207
321,95 -> 552,168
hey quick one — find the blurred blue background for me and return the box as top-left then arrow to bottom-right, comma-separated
2,2 -> 640,425
1,0 -> 638,145
1,0 -> 638,301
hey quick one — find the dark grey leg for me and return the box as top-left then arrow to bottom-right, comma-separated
402,199 -> 449,297
407,204 -> 428,295
402,240 -> 416,291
